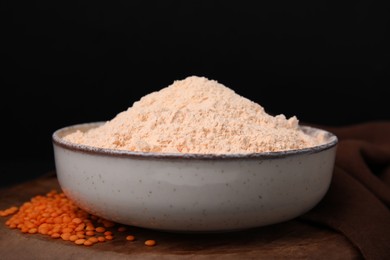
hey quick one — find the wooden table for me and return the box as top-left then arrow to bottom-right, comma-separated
0,174 -> 361,259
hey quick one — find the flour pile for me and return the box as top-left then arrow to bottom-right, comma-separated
65,76 -> 325,154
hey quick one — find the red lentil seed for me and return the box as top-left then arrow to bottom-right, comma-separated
102,220 -> 115,228
61,233 -> 71,241
51,233 -> 60,238
145,240 -> 157,246
88,237 -> 99,244
105,235 -> 114,240
72,218 -> 82,224
97,236 -> 106,242
86,230 -> 95,236
69,235 -> 78,242
75,239 -> 86,245
28,228 -> 38,234
95,227 -> 105,233
85,225 -> 95,231
83,240 -> 93,246
104,231 -> 112,236
1,190 -> 157,249
126,235 -> 135,241
117,226 -> 127,232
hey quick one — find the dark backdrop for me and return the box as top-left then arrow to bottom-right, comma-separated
1,1 -> 389,186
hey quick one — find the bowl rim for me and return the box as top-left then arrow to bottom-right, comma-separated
52,122 -> 338,160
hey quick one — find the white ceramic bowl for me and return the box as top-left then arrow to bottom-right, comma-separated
53,122 -> 337,232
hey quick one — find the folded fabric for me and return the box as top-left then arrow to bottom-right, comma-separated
301,122 -> 390,260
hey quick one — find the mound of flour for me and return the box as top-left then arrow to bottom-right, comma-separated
65,76 -> 325,154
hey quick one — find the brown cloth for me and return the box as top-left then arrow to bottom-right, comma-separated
300,122 -> 390,260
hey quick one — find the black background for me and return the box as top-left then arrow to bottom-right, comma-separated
1,1 -> 389,186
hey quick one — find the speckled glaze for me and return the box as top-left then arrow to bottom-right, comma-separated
53,122 -> 338,232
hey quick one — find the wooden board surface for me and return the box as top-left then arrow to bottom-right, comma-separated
0,174 -> 361,259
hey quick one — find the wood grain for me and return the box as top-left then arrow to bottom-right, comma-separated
0,174 -> 361,259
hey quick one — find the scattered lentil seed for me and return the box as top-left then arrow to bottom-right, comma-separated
69,235 -> 78,242
88,237 -> 98,244
0,206 -> 18,217
75,238 -> 86,245
105,235 -> 114,240
102,220 -> 115,228
51,233 -> 60,239
118,226 -> 127,232
72,218 -> 82,224
83,240 -> 93,246
145,240 -> 157,246
85,225 -> 95,231
95,227 -> 105,233
85,230 -> 95,236
61,233 -> 71,241
28,228 -> 37,234
1,190 -> 157,249
126,235 -> 135,241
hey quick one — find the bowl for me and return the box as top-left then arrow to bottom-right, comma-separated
52,122 -> 338,232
